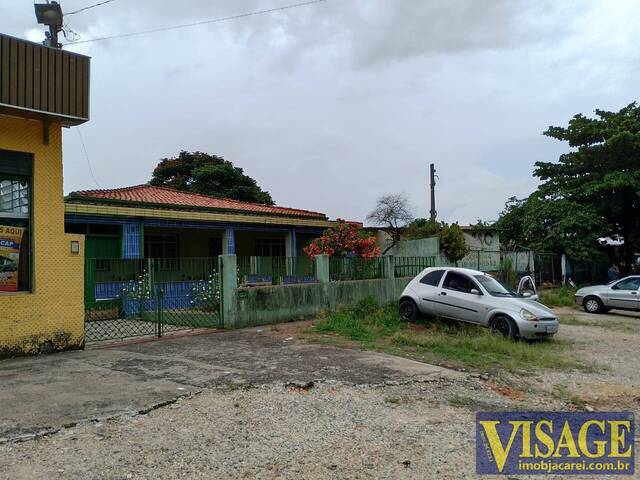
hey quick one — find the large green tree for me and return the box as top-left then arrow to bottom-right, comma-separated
150,151 -> 274,205
498,102 -> 640,263
496,195 -> 606,260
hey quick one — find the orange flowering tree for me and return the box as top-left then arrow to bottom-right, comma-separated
303,220 -> 381,259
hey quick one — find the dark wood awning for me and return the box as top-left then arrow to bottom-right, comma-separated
0,33 -> 90,127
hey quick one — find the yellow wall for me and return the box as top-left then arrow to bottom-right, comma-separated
0,115 -> 85,356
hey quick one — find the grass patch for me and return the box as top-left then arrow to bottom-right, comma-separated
391,328 -> 589,374
539,287 -> 578,308
448,394 -> 500,411
560,315 -> 636,332
314,297 -> 403,343
550,384 -> 588,409
312,298 -> 594,375
559,316 -> 593,327
448,394 -> 476,408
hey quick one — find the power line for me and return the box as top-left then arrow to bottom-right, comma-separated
64,0 -> 326,45
66,0 -> 117,16
76,128 -> 102,188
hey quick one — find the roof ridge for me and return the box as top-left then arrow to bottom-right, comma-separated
68,184 -> 328,218
70,184 -> 149,196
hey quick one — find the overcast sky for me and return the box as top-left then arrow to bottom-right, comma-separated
3,0 -> 639,224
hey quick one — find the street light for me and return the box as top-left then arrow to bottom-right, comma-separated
34,2 -> 64,48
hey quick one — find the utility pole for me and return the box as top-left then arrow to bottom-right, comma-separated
429,163 -> 437,221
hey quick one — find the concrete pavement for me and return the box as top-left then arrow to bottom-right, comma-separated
0,324 -> 460,442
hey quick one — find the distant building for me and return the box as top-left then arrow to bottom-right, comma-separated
459,225 -> 500,251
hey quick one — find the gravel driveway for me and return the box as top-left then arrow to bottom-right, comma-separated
0,312 -> 639,479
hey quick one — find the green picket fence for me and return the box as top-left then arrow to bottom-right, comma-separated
394,256 -> 437,277
329,256 -> 385,281
236,256 -> 316,285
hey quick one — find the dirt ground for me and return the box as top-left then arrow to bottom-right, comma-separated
0,308 -> 639,479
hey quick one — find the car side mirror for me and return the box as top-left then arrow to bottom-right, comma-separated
470,288 -> 481,295
522,292 -> 532,298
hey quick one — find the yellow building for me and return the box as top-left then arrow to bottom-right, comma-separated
0,33 -> 90,356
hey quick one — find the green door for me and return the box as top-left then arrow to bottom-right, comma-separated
86,235 -> 120,260
85,235 -> 120,305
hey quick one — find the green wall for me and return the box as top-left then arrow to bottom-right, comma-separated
233,276 -> 412,328
389,237 -> 440,257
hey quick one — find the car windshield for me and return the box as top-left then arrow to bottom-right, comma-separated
474,275 -> 514,297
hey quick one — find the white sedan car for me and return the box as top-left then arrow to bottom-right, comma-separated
399,267 -> 559,340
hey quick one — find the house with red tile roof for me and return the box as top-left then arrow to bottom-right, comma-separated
64,184 -> 342,261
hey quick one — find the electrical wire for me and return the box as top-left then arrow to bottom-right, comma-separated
76,128 -> 102,188
64,0 -> 326,45
65,0 -> 117,16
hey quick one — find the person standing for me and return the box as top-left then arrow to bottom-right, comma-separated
607,264 -> 620,282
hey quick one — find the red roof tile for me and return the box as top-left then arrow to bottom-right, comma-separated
68,185 -> 328,219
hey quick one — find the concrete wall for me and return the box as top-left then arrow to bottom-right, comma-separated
389,237 -> 440,258
220,254 -> 414,329
0,116 -> 85,356
461,229 -> 500,250
234,277 -> 413,329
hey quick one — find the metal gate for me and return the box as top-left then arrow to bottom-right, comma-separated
84,257 -> 222,344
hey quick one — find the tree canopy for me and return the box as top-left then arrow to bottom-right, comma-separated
498,102 -> 640,263
150,151 -> 274,205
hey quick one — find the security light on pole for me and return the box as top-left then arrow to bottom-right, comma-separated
34,1 -> 64,48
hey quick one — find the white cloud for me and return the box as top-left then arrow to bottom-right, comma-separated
1,0 -> 637,224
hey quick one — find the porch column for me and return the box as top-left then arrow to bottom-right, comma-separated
286,228 -> 298,274
225,227 -> 235,254
122,221 -> 143,259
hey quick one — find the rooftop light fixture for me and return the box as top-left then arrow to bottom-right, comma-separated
34,1 -> 64,48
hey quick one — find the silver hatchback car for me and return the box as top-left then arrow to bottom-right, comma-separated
399,267 -> 559,340
575,276 -> 640,313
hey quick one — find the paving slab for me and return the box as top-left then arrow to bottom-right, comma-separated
0,352 -> 199,442
0,326 -> 461,442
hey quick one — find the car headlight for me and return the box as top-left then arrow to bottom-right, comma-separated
520,308 -> 538,321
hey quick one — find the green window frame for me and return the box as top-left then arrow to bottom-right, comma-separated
144,234 -> 179,270
255,238 -> 286,257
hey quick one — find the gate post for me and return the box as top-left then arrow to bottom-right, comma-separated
155,286 -> 164,337
315,254 -> 330,283
383,255 -> 396,303
219,254 -> 238,328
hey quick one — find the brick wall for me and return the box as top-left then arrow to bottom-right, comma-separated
0,115 -> 84,356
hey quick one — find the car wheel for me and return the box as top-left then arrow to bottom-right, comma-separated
583,297 -> 603,314
490,315 -> 517,340
399,298 -> 418,322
